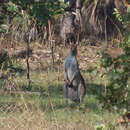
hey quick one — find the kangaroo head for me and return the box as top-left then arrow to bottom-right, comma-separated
70,43 -> 77,56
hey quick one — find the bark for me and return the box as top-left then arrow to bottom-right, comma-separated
26,39 -> 31,91
81,0 -> 127,40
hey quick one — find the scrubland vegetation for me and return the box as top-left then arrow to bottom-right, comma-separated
0,0 -> 130,130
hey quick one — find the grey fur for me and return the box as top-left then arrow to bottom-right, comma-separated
63,45 -> 86,104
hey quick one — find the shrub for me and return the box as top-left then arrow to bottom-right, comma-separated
99,11 -> 130,110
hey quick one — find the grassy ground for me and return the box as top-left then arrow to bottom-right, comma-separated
0,43 -> 129,130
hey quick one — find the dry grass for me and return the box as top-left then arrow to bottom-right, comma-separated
0,42 -> 129,130
0,101 -> 128,130
0,102 -> 95,130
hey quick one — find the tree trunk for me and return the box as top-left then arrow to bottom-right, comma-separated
81,0 -> 127,40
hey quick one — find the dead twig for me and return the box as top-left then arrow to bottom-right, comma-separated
48,20 -> 55,67
107,15 -> 123,41
26,36 -> 31,90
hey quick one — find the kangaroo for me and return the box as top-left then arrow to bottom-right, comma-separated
63,44 -> 86,105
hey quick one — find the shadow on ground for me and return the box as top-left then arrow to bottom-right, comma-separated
0,81 -> 105,114
39,82 -> 105,113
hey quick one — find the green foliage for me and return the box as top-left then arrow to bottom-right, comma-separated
100,42 -> 129,109
7,1 -> 19,13
100,22 -> 130,111
0,50 -> 25,89
9,0 -> 61,25
113,6 -> 130,25
0,0 -> 63,36
0,25 -> 8,34
113,8 -> 123,22
101,53 -> 112,68
0,51 -> 12,71
29,2 -> 60,25
0,14 -> 5,24
99,9 -> 130,110
95,122 -> 116,130
95,124 -> 106,130
0,2 -> 8,35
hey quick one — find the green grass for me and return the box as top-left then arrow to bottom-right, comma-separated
0,75 -> 127,129
0,46 -> 129,130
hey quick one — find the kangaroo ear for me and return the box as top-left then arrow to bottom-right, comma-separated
74,43 -> 77,47
70,42 -> 75,49
70,41 -> 73,46
76,40 -> 79,45
73,43 -> 77,49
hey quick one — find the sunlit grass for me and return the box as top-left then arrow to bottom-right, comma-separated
0,45 -> 128,130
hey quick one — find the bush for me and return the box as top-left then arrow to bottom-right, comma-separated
99,11 -> 130,110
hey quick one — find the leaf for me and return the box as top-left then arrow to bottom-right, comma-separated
7,2 -> 18,13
